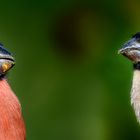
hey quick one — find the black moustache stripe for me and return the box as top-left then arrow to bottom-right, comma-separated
133,62 -> 140,70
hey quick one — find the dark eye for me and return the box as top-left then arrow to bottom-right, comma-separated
137,38 -> 140,43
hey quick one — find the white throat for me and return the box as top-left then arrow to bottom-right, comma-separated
131,70 -> 140,123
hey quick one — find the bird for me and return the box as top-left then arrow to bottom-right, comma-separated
119,32 -> 140,123
0,43 -> 26,140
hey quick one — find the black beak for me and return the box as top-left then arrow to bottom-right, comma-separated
118,32 -> 140,62
118,37 -> 140,54
0,43 -> 15,75
0,43 -> 15,62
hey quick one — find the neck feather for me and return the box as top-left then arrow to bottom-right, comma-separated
0,79 -> 26,140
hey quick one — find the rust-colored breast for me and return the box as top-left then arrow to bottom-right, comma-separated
0,79 -> 26,140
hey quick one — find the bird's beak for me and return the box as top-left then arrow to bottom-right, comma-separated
118,37 -> 140,62
0,44 -> 15,75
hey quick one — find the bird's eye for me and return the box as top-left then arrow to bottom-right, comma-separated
137,38 -> 140,43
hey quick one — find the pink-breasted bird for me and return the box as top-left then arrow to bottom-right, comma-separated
0,44 -> 26,140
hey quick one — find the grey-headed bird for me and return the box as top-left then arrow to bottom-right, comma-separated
0,44 -> 26,140
119,32 -> 140,123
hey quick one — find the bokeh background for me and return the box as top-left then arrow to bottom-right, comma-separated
1,0 -> 140,140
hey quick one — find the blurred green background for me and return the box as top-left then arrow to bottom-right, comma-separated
1,0 -> 140,140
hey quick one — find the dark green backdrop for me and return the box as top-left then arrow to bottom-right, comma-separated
1,0 -> 140,140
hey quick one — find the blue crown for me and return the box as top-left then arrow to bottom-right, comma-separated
0,43 -> 11,55
132,32 -> 140,39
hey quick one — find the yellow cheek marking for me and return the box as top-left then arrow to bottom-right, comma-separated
2,63 -> 11,72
